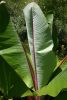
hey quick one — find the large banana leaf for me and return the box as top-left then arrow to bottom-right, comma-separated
36,68 -> 67,97
23,2 -> 56,89
0,2 -> 33,97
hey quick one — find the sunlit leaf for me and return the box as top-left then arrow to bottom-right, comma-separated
0,2 -> 33,97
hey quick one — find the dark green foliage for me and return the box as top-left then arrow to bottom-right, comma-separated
53,91 -> 67,100
0,2 -> 9,32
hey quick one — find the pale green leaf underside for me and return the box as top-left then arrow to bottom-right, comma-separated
23,2 -> 56,89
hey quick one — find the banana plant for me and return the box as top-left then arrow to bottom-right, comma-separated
0,1 -> 67,100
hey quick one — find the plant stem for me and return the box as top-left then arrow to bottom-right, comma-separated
57,56 -> 67,68
27,96 -> 39,100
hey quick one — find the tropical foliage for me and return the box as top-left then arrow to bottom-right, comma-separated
0,1 -> 67,100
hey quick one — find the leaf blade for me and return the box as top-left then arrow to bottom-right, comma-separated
36,69 -> 67,97
0,2 -> 33,97
23,2 -> 56,89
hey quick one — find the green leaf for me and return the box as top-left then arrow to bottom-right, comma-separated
36,69 -> 67,97
0,2 -> 33,97
23,2 -> 56,89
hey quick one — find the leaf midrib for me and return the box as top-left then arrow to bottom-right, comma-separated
31,7 -> 38,90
